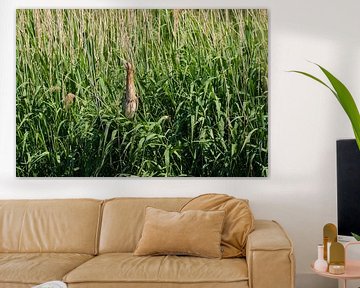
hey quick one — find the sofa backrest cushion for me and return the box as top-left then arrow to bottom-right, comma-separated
181,193 -> 254,258
0,199 -> 102,254
99,198 -> 189,253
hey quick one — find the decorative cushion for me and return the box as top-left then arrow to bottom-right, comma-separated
134,207 -> 225,258
181,194 -> 254,258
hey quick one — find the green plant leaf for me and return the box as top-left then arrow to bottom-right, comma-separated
291,64 -> 360,150
351,232 -> 360,241
317,65 -> 360,147
289,70 -> 336,96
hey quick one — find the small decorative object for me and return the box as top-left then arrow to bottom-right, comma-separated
328,242 -> 345,275
327,242 -> 332,264
328,264 -> 345,275
314,244 -> 328,272
323,223 -> 337,261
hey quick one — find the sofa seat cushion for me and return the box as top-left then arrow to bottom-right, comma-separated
0,253 -> 93,285
64,253 -> 248,286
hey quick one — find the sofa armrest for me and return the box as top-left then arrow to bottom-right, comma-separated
246,220 -> 295,288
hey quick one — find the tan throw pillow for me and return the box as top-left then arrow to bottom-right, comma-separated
134,207 -> 225,258
181,193 -> 254,258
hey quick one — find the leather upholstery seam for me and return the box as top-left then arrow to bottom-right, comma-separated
248,250 -> 253,288
18,201 -> 29,252
62,256 -> 95,283
94,201 -> 105,255
249,248 -> 291,251
271,220 -> 295,288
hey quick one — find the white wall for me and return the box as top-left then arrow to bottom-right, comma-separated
1,0 -> 360,287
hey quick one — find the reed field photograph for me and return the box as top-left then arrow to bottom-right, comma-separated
16,9 -> 268,177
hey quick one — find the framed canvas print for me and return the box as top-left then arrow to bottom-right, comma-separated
16,9 -> 268,177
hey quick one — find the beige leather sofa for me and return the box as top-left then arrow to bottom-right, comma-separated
0,198 -> 295,288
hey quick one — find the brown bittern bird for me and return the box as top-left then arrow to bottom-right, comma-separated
64,93 -> 76,110
123,62 -> 138,119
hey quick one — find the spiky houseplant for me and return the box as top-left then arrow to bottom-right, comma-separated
291,63 -> 360,241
